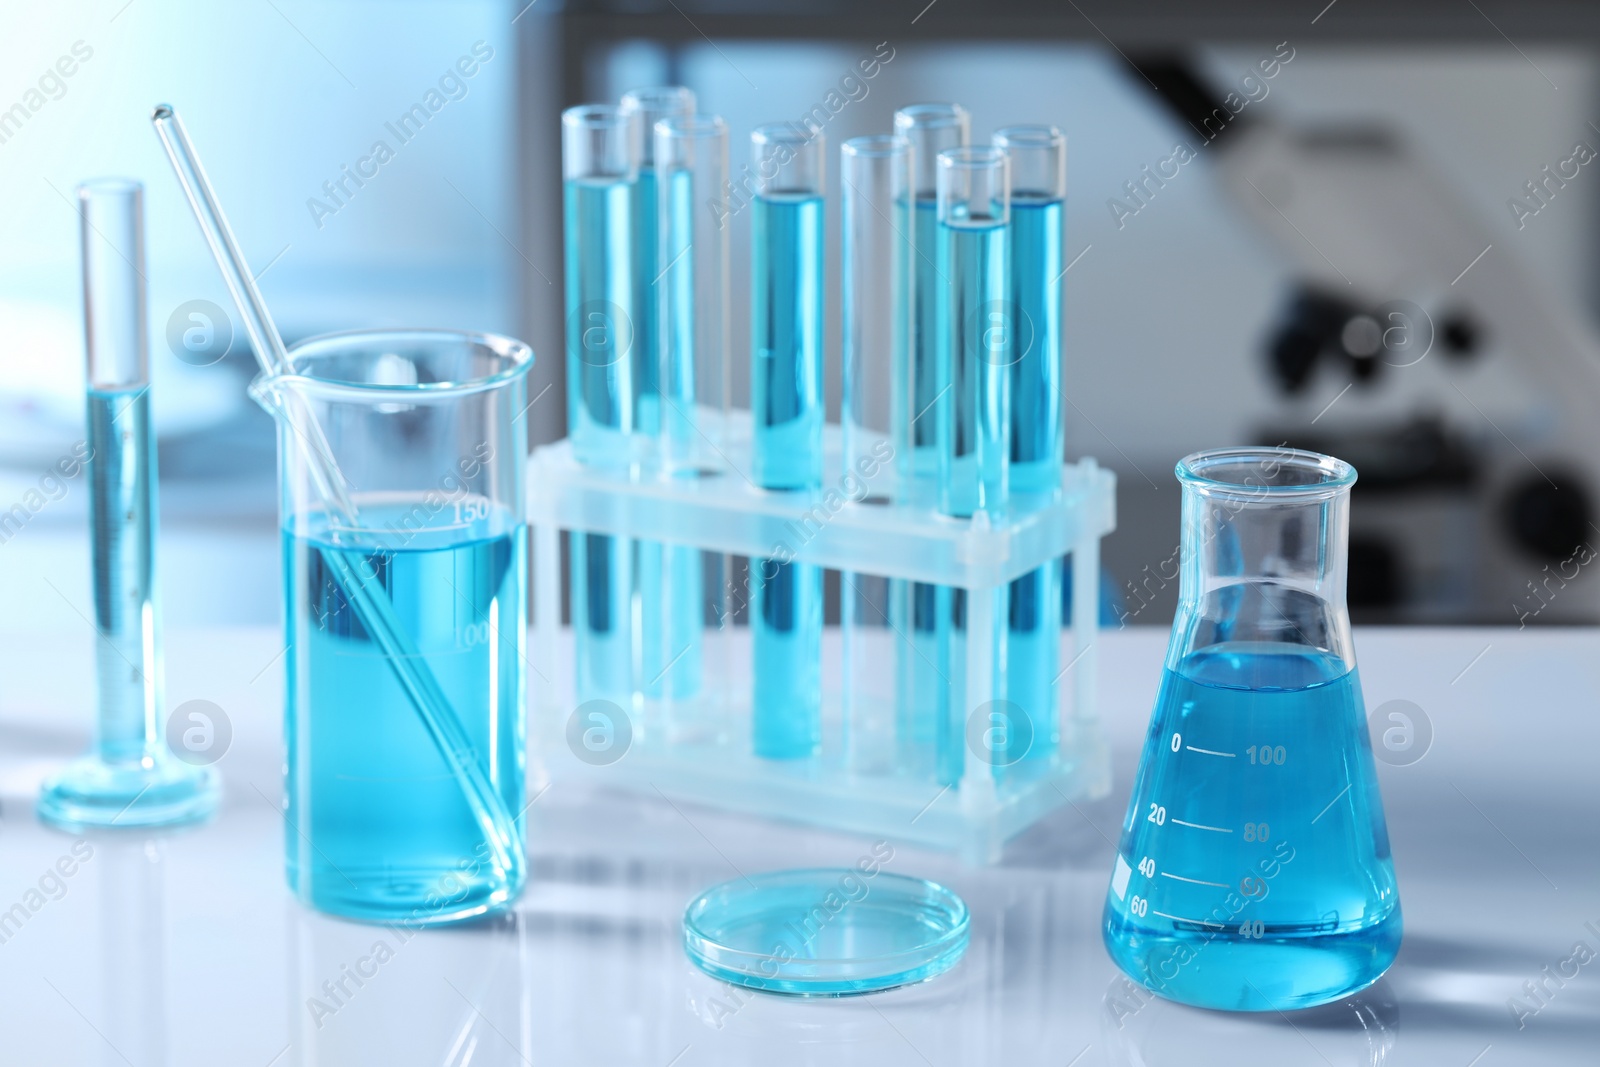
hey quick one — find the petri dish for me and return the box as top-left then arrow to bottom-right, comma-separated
682,868 -> 970,995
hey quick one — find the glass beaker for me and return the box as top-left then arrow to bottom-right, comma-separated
252,330 -> 532,926
1103,447 -> 1400,1011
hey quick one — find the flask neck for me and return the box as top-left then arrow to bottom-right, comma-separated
1170,450 -> 1356,673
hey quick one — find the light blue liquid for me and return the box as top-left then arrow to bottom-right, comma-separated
937,218 -> 1008,519
1005,560 -> 1061,763
682,868 -> 970,995
88,388 -> 157,763
1007,196 -> 1063,491
752,193 -> 824,489
927,219 -> 1008,783
932,586 -> 966,787
565,175 -> 636,707
564,176 -> 640,459
570,531 -> 633,704
565,174 -> 692,703
38,388 -> 218,830
907,196 -> 941,475
1006,196 -> 1065,762
660,167 -> 698,452
632,166 -> 662,433
1103,643 -> 1401,1011
284,505 -> 526,924
751,192 -> 823,758
752,560 -> 822,759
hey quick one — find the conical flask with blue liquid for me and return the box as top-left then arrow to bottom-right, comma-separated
1103,447 -> 1401,1011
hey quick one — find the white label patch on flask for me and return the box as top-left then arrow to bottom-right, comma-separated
1112,854 -> 1132,900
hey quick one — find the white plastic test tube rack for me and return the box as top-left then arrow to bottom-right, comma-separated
526,420 -> 1116,864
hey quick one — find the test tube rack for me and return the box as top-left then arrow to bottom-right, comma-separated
526,424 -> 1116,864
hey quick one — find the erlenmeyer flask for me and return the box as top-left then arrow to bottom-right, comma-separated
1103,447 -> 1400,1011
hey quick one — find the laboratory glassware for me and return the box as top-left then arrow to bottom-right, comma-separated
621,87 -> 700,703
37,179 -> 221,830
936,145 -> 1011,519
656,114 -> 730,475
654,114 -> 731,734
527,434 -> 1117,861
152,103 -> 530,924
151,105 -> 358,522
682,867 -> 970,995
563,103 -> 643,708
992,127 -> 1065,495
994,125 -> 1066,764
893,104 -> 970,483
621,87 -> 696,428
1103,447 -> 1401,1011
840,134 -> 914,772
750,124 -> 824,759
254,330 -> 532,925
931,145 -> 1011,786
892,104 -> 970,775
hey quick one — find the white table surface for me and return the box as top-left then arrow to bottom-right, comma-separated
0,624 -> 1594,1066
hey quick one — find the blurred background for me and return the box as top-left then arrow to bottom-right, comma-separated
4,0 -> 1600,629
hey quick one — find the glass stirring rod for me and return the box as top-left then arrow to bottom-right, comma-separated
149,104 -> 521,875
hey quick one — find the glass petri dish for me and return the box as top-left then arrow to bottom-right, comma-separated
682,868 -> 970,996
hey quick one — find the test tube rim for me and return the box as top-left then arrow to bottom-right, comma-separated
1177,446 -> 1357,499
77,175 -> 149,390
656,113 -> 727,140
993,124 -> 1066,200
937,144 -> 1008,169
936,145 -> 1009,227
622,86 -> 695,167
992,123 -> 1064,148
562,103 -> 631,129
77,176 -> 143,199
893,102 -> 970,132
841,133 -> 911,159
621,85 -> 696,115
751,123 -> 825,196
751,122 -> 819,147
257,327 -> 535,402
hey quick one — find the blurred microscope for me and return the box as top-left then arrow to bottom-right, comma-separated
1131,58 -> 1600,624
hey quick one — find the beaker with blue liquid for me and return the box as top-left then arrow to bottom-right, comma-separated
1103,447 -> 1401,1011
253,330 -> 532,925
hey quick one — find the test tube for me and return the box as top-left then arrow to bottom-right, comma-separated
81,179 -> 160,767
562,104 -> 641,707
936,145 -> 1011,517
840,135 -> 913,771
562,104 -> 643,460
651,113 -> 731,713
750,124 -> 824,760
621,87 -> 699,706
934,145 -> 1011,786
995,125 -> 1066,763
37,179 -> 218,828
656,114 -> 729,471
841,135 -> 912,479
620,86 -> 696,439
892,104 -> 969,482
891,104 -> 969,779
